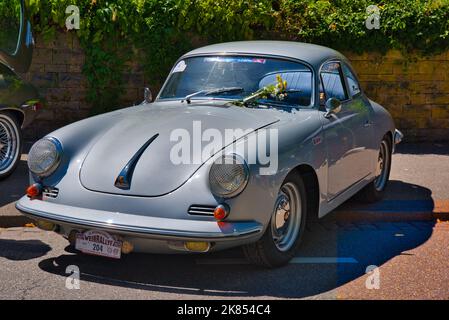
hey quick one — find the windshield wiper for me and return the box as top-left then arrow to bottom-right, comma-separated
230,89 -> 302,108
182,87 -> 244,104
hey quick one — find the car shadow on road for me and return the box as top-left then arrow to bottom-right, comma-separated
36,181 -> 435,299
0,159 -> 28,208
342,179 -> 435,207
0,239 -> 51,261
36,220 -> 434,298
395,142 -> 449,156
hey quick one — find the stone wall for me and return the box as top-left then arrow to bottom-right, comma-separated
344,50 -> 449,142
21,32 -> 146,140
21,31 -> 449,141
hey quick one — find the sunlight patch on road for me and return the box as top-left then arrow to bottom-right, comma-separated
81,272 -> 247,294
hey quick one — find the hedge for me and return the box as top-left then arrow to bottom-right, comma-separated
16,0 -> 449,113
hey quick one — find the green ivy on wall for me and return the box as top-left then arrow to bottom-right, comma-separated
23,0 -> 449,114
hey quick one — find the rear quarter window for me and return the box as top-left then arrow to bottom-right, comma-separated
320,62 -> 347,101
342,63 -> 361,97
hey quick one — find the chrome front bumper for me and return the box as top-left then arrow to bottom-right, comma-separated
393,129 -> 403,153
15,196 -> 263,242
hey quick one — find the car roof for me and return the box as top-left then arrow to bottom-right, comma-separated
182,41 -> 346,68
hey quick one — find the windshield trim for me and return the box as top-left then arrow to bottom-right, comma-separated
155,53 -> 316,108
158,96 -> 241,103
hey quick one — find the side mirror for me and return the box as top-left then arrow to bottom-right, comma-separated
144,87 -> 152,103
324,97 -> 342,118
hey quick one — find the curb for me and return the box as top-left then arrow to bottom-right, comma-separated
0,201 -> 34,227
0,214 -> 33,228
335,210 -> 449,222
335,199 -> 449,222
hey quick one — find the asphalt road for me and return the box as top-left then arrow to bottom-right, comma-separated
0,221 -> 447,299
0,142 -> 448,299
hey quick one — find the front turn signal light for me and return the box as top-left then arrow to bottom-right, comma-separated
213,204 -> 230,221
121,241 -> 134,254
26,183 -> 42,198
36,220 -> 57,231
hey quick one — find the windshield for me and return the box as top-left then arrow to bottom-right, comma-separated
158,56 -> 313,107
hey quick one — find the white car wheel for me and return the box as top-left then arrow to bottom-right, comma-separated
0,112 -> 22,179
243,174 -> 307,268
360,135 -> 392,203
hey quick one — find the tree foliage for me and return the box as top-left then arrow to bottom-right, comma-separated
20,0 -> 449,113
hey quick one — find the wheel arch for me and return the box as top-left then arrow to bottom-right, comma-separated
0,108 -> 23,178
289,164 -> 320,220
0,108 -> 25,127
385,130 -> 393,151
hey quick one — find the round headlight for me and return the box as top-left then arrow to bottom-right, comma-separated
28,137 -> 62,177
209,154 -> 249,198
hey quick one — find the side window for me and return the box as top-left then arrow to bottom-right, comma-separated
320,62 -> 347,102
342,63 -> 361,97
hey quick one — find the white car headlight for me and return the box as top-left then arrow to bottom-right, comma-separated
28,137 -> 63,178
209,154 -> 249,198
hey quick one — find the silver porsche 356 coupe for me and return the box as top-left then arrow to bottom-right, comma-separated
17,41 -> 402,267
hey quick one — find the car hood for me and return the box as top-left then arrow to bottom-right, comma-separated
79,101 -> 280,196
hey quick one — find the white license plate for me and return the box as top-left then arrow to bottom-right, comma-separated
75,230 -> 122,259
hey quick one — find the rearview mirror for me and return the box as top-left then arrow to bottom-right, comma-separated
324,97 -> 341,118
144,87 -> 152,103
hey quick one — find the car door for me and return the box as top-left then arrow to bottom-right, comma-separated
320,60 -> 373,200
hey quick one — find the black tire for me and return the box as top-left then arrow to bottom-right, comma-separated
243,173 -> 307,268
360,135 -> 392,203
0,111 -> 23,180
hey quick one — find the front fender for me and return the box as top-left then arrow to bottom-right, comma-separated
225,109 -> 326,228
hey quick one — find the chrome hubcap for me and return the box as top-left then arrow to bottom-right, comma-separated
374,140 -> 389,191
271,182 -> 302,252
0,117 -> 18,174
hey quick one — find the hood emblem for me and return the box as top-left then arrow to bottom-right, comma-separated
114,134 -> 159,190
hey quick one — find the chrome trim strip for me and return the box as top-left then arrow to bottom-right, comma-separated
394,129 -> 403,144
393,129 -> 403,153
327,172 -> 371,202
188,204 -> 216,216
188,210 -> 214,216
114,133 -> 159,190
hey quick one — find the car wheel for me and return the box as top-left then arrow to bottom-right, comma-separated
0,112 -> 22,180
360,135 -> 392,203
243,174 -> 307,268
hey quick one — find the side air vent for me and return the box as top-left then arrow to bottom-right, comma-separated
43,187 -> 59,198
188,205 -> 216,216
